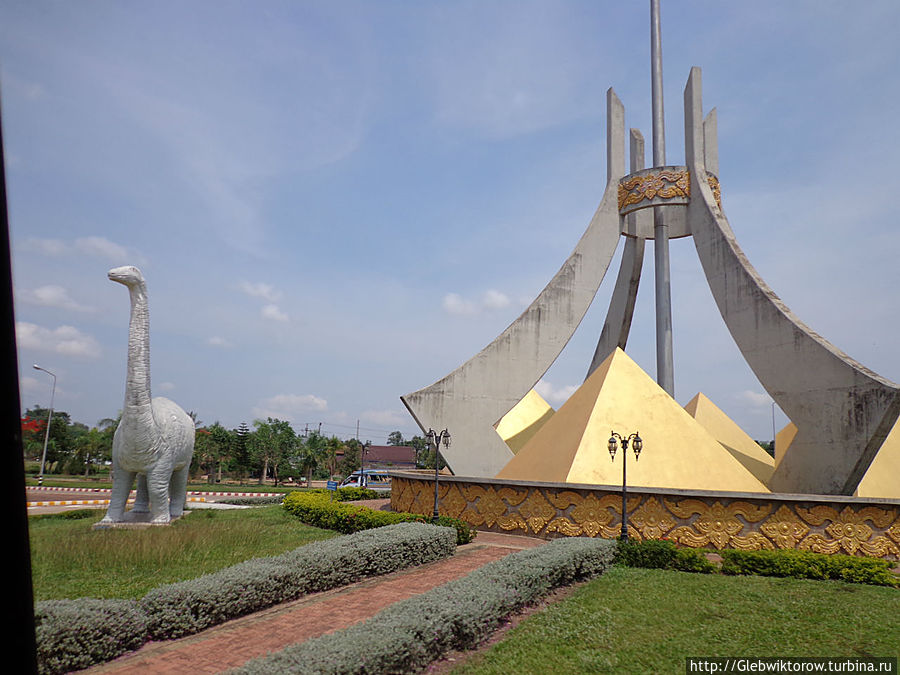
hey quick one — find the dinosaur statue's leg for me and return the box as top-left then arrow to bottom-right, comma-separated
168,465 -> 190,519
101,468 -> 136,522
131,474 -> 150,513
146,464 -> 172,524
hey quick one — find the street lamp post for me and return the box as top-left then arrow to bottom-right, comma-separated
360,441 -> 370,487
33,364 -> 56,487
425,428 -> 451,523
608,430 -> 643,540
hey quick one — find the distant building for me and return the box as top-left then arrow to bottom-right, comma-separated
364,445 -> 416,470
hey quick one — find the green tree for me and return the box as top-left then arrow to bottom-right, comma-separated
250,418 -> 297,486
387,430 -> 404,446
338,438 -> 362,477
67,426 -> 111,477
232,422 -> 252,485
300,431 -> 327,484
323,435 -> 343,478
24,406 -> 73,473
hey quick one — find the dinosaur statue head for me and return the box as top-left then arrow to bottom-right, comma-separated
108,265 -> 145,288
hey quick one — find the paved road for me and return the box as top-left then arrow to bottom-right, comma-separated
25,486 -> 282,515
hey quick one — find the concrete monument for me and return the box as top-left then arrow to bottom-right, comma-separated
403,2 -> 899,495
99,266 -> 195,525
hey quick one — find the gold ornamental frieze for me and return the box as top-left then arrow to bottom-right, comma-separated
618,168 -> 690,214
389,475 -> 900,560
617,167 -> 723,215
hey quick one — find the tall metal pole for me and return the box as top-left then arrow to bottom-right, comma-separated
33,364 -> 55,486
651,0 -> 675,396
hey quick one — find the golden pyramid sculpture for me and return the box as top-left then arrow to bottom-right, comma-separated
494,389 -> 554,454
684,392 -> 775,484
496,348 -> 769,493
775,419 -> 900,498
775,422 -> 798,467
856,422 -> 900,498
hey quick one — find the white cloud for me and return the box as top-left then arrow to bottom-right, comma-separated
75,236 -> 130,262
17,285 -> 96,313
21,238 -> 70,256
158,381 -> 176,391
207,336 -> 233,348
482,289 -> 511,310
735,390 -> 773,413
535,379 -> 578,405
21,236 -> 141,264
253,393 -> 329,422
16,322 -> 101,359
261,304 -> 289,322
18,375 -> 42,395
442,293 -> 477,316
443,289 -> 513,316
361,409 -> 407,427
238,281 -> 281,303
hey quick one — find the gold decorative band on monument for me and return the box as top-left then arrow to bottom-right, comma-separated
618,167 -> 690,214
617,167 -> 722,215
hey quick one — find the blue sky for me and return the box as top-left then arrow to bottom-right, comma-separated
3,1 -> 899,446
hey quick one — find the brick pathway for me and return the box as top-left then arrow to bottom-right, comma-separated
85,530 -> 547,674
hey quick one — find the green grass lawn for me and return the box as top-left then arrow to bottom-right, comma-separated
452,566 -> 900,674
29,506 -> 337,601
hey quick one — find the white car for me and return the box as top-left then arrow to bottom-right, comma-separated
339,470 -> 391,492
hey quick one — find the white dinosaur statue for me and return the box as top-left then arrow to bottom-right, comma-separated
100,266 -> 195,524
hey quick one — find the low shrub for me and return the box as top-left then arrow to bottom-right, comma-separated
34,598 -> 148,675
614,538 -> 716,574
34,523 -> 456,672
305,486 -> 380,501
220,495 -> 285,506
720,549 -> 899,587
234,537 -> 618,675
140,522 -> 457,639
282,490 -> 476,545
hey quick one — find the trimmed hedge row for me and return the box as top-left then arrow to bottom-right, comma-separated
34,523 -> 457,675
720,548 -> 899,587
219,487 -> 378,506
614,538 -> 717,573
282,490 -> 477,545
615,538 -> 898,588
34,599 -> 147,675
234,536 -> 619,675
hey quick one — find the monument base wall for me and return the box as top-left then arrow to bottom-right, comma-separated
389,473 -> 900,561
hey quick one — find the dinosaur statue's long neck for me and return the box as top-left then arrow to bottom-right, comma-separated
125,282 -> 152,414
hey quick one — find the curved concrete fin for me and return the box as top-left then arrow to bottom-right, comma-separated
586,236 -> 644,380
684,67 -> 900,495
587,128 -> 646,380
402,89 -> 627,477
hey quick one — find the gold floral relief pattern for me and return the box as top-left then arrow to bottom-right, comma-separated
796,505 -> 838,527
618,169 -> 690,211
391,479 -> 415,514
887,517 -> 900,544
394,476 -> 900,560
706,173 -> 722,210
798,533 -> 842,555
730,533 -> 775,551
442,484 -> 468,519
630,497 -> 676,540
760,506 -> 810,549
570,494 -> 620,538
858,537 -> 900,559
545,490 -> 586,510
518,490 -> 557,534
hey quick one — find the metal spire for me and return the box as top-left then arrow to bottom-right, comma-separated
651,0 -> 675,396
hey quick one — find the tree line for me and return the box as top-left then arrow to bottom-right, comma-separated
21,407 -> 444,484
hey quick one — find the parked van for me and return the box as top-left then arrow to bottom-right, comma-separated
339,469 -> 391,492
